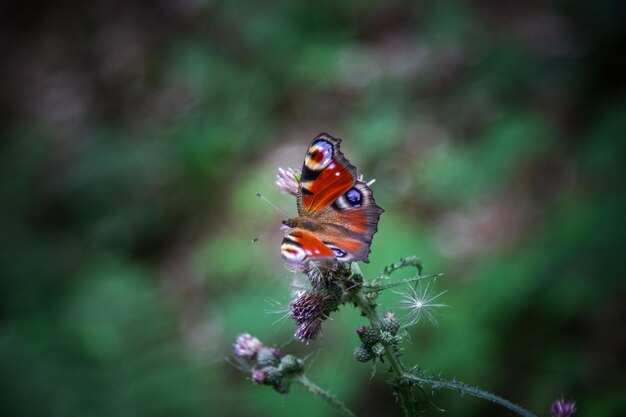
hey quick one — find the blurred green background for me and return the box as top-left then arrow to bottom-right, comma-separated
1,1 -> 625,416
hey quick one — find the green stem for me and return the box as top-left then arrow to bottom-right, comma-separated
378,257 -> 423,279
348,258 -> 537,417
350,289 -> 419,417
363,274 -> 443,293
294,375 -> 356,417
401,372 -> 538,417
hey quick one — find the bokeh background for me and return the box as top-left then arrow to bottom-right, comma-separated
1,1 -> 625,416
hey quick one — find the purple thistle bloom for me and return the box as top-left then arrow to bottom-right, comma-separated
276,167 -> 301,196
233,333 -> 263,359
290,291 -> 325,324
252,369 -> 267,384
551,398 -> 577,417
290,291 -> 326,342
294,318 -> 323,343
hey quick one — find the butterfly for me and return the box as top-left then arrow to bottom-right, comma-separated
281,133 -> 384,264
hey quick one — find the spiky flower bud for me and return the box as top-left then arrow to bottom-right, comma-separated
356,326 -> 380,346
233,333 -> 263,359
261,366 -> 283,385
380,311 -> 400,335
279,354 -> 304,374
291,291 -> 326,342
354,344 -> 374,362
256,366 -> 289,394
295,319 -> 322,343
551,398 -> 576,417
252,369 -> 267,384
380,331 -> 402,346
371,342 -> 385,357
256,347 -> 280,367
291,291 -> 325,323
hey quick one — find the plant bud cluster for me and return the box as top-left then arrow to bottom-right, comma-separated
353,312 -> 401,363
233,334 -> 305,394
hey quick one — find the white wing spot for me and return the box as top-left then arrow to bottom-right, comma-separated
281,244 -> 306,263
335,172 -> 340,177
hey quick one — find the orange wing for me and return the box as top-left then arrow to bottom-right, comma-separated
297,133 -> 357,216
281,228 -> 335,264
285,133 -> 384,264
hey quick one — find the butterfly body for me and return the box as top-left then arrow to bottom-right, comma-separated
281,133 -> 384,264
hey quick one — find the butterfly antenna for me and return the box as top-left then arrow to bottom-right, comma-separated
250,192 -> 288,242
256,192 -> 287,216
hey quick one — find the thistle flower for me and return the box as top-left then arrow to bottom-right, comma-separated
261,366 -> 283,386
295,318 -> 323,343
290,290 -> 327,342
252,369 -> 267,384
551,398 -> 576,417
256,347 -> 281,367
379,331 -> 402,346
394,282 -> 447,327
380,311 -> 400,335
371,342 -> 385,357
232,334 -> 306,396
233,333 -> 263,358
252,366 -> 289,394
354,345 -> 374,362
356,326 -> 380,346
290,290 -> 326,323
276,167 -> 301,196
279,354 -> 304,374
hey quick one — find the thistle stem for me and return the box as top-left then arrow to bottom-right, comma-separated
294,375 -> 356,417
401,372 -> 538,417
350,289 -> 419,417
378,257 -> 424,279
363,274 -> 443,293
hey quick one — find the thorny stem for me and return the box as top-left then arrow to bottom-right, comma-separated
350,263 -> 419,417
401,372 -> 538,417
294,375 -> 355,417
377,256 -> 424,279
363,274 -> 443,293
349,259 -> 536,417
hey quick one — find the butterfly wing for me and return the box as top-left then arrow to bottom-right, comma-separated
281,227 -> 370,264
296,133 -> 357,216
322,180 -> 384,262
286,133 -> 384,263
281,228 -> 335,264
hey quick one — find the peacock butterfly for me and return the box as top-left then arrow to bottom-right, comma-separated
281,133 -> 384,264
